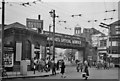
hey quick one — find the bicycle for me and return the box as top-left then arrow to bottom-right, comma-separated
2,68 -> 8,77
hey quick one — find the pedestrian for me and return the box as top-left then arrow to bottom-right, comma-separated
76,62 -> 80,72
31,58 -> 34,71
82,60 -> 89,80
47,60 -> 52,71
56,60 -> 60,70
33,59 -> 36,74
60,60 -> 66,78
104,62 -> 109,70
38,59 -> 42,72
51,60 -> 56,75
33,62 -> 36,74
79,61 -> 83,72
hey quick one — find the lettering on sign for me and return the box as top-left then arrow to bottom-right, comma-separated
72,40 -> 81,44
61,38 -> 71,43
55,37 -> 61,42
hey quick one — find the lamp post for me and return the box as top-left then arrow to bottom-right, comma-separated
49,10 -> 58,61
0,0 -> 5,80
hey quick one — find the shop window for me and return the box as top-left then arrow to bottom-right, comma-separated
115,26 -> 120,29
26,40 -> 31,60
22,40 -> 31,60
34,42 -> 40,59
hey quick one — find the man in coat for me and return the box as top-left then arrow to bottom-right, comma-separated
60,60 -> 66,78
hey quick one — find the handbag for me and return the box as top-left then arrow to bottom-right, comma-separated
82,72 -> 87,78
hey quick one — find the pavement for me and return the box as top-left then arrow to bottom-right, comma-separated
1,61 -> 73,80
2,70 -> 60,80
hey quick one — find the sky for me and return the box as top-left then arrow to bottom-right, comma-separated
0,0 -> 119,53
0,0 -> 119,35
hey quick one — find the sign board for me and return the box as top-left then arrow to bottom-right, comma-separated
4,47 -> 14,67
26,18 -> 43,29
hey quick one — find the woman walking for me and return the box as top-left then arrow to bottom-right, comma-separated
83,60 -> 89,80
60,60 -> 66,78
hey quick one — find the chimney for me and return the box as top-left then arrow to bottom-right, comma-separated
38,15 -> 41,20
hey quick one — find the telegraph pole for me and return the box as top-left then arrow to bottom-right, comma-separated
0,0 -> 5,80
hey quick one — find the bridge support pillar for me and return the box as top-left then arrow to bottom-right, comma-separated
75,48 -> 87,63
75,50 -> 83,62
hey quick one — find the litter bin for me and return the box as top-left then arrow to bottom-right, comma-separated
20,60 -> 27,76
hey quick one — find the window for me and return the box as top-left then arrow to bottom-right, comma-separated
110,41 -> 118,46
118,42 -> 120,46
22,40 -> 31,60
115,26 -> 120,28
116,31 -> 120,34
113,41 -> 118,46
116,28 -> 120,31
100,40 -> 107,47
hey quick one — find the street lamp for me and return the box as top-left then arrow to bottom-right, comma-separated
58,20 -> 66,23
87,20 -> 98,28
49,10 -> 59,61
0,0 -> 5,80
87,20 -> 98,23
65,27 -> 71,30
71,14 -> 82,17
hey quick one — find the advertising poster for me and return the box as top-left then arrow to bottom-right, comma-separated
4,47 -> 14,67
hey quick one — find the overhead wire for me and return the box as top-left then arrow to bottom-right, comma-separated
41,1 -> 105,31
110,2 -> 117,21
40,2 -> 99,23
103,0 -> 108,21
100,0 -> 108,34
4,1 -> 53,25
37,1 -> 83,30
2,0 -> 118,33
31,1 -> 115,31
1,0 -> 117,19
3,1 -> 107,26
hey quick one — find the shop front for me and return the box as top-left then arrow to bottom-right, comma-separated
4,22 -> 47,71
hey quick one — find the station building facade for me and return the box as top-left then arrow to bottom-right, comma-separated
108,20 -> 120,66
3,22 -> 47,71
